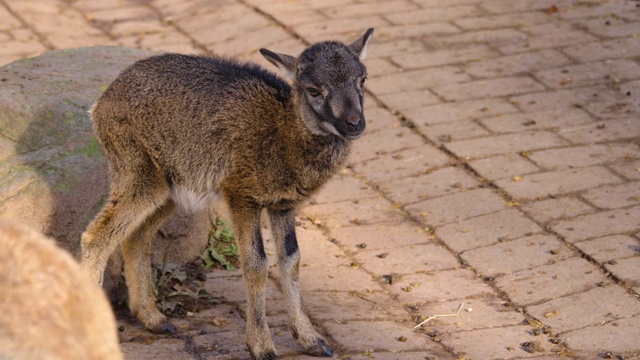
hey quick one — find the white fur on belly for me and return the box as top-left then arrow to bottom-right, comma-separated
172,187 -> 219,213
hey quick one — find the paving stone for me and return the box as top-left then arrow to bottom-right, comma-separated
322,320 -> 436,353
521,196 -> 594,224
192,329 -> 250,359
269,327 -> 314,357
405,98 -> 520,127
511,85 -> 605,113
433,76 -> 546,102
560,117 -> 640,144
85,6 -> 157,22
183,12 -> 271,45
557,1 -> 640,21
416,297 -> 525,333
129,31 -> 200,54
349,126 -> 426,165
454,11 -> 552,30
5,0 -> 64,13
440,325 -> 553,359
321,0 -> 418,19
377,89 -> 441,111
366,66 -> 470,95
202,275 -> 260,303
386,269 -> 494,304
494,257 -> 608,306
171,304 -> 247,336
361,106 -> 403,133
562,316 -> 640,358
346,351 -> 454,360
352,144 -> 451,184
265,8 -> 326,28
461,234 -> 571,277
406,188 -> 508,227
391,45 -> 499,70
575,18 -> 640,38
464,49 -> 572,78
10,27 -> 40,42
311,172 -> 378,205
563,36 -> 640,62
380,166 -> 479,205
421,119 -> 490,143
121,338 -> 190,360
303,291 -> 407,322
385,5 -> 483,24
480,0 -> 566,14
293,16 -> 389,38
367,39 -> 427,58
0,7 -> 21,30
0,40 -> 47,62
469,154 -> 540,182
446,131 -> 567,159
437,209 -> 543,253
605,257 -> 640,293
611,159 -> 640,181
413,0 -> 484,7
574,235 -> 640,263
582,181 -> 640,210
299,264 -> 380,293
376,22 -> 461,40
528,144 -> 639,171
495,166 -> 623,201
207,25 -> 291,58
499,22 -> 598,54
534,60 -> 640,90
433,28 -> 527,47
479,108 -> 595,134
328,221 -> 432,251
527,285 -> 640,334
551,206 -> 640,243
355,243 -> 459,276
110,20 -> 170,37
365,58 -> 401,79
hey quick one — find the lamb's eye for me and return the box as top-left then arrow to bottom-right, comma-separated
307,87 -> 321,97
360,76 -> 367,87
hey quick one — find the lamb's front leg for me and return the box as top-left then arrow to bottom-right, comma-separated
228,200 -> 277,360
268,208 -> 333,357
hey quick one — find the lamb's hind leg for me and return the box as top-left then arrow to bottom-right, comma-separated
122,198 -> 177,334
268,208 -> 333,357
81,170 -> 173,332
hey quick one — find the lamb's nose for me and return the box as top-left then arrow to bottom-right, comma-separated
346,109 -> 361,129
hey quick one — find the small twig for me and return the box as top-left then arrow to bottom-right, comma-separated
413,302 -> 465,329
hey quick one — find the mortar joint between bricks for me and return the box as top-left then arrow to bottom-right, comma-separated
0,0 -> 54,50
135,1 -> 217,56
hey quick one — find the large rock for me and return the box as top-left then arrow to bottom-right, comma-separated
0,47 -> 213,300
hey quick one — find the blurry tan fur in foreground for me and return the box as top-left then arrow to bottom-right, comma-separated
0,219 -> 122,360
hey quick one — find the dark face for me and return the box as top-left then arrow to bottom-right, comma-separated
297,42 -> 368,140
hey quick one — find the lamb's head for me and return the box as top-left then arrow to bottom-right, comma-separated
260,28 -> 374,140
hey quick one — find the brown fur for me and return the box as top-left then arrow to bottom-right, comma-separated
81,29 -> 374,360
0,220 -> 122,360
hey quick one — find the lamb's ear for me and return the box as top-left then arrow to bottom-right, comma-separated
260,48 -> 297,81
349,28 -> 374,61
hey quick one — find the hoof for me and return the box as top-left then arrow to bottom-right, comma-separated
250,350 -> 278,360
148,320 -> 177,334
307,338 -> 333,357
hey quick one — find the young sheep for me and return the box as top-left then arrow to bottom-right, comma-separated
81,28 -> 374,359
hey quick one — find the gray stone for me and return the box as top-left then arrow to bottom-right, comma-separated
0,47 -> 212,299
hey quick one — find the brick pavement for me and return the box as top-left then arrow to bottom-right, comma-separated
2,0 -> 640,359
